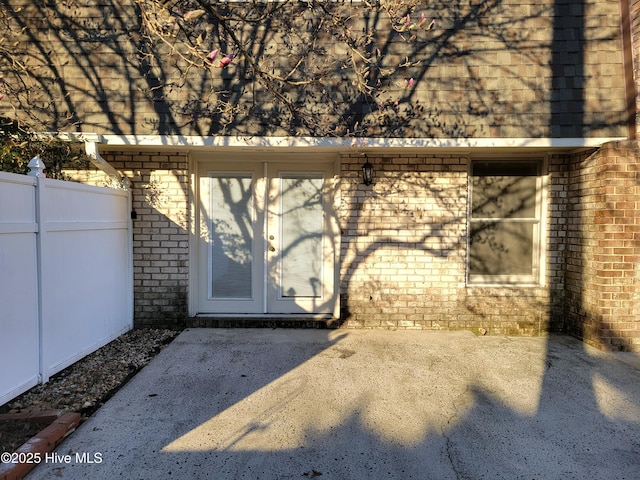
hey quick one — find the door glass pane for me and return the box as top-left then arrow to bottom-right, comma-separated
280,175 -> 323,298
209,175 -> 253,298
469,221 -> 534,275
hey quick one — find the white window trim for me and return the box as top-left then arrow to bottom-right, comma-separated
466,156 -> 548,287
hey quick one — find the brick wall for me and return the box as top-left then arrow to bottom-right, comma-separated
339,153 -> 563,335
339,154 -> 467,329
67,147 -> 638,348
102,151 -> 190,326
547,154 -> 570,328
81,151 -> 561,333
566,141 -> 640,351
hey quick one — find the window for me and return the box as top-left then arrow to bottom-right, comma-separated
468,160 -> 545,285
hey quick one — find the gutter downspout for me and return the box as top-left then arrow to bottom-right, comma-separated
84,140 -> 130,190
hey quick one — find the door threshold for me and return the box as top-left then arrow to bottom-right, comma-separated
187,315 -> 341,329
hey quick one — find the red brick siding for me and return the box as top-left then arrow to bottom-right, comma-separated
566,141 -> 640,351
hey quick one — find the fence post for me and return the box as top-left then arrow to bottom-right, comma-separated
28,156 -> 48,383
124,180 -> 134,329
28,156 -> 46,178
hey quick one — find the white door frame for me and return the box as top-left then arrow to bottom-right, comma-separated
188,152 -> 340,318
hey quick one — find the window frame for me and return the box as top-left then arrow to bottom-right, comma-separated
466,157 -> 547,286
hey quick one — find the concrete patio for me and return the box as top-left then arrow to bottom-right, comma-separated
27,328 -> 640,479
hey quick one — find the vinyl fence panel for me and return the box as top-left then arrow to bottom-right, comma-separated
38,178 -> 133,381
0,172 -> 40,405
0,169 -> 133,404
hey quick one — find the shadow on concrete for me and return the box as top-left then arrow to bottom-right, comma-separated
26,329 -> 640,479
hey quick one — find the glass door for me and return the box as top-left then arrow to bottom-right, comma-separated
197,163 -> 264,313
196,159 -> 337,315
265,163 -> 337,314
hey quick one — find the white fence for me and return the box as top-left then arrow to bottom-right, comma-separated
0,165 -> 133,405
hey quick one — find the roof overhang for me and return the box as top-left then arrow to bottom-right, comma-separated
55,133 -> 627,155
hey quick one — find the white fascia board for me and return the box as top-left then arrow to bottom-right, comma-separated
95,135 -> 626,150
54,133 -> 627,152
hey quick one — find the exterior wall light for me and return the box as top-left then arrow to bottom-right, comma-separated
362,159 -> 374,186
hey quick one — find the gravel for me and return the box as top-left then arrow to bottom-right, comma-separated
0,328 -> 181,453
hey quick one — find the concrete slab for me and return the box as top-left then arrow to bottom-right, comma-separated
26,329 -> 640,479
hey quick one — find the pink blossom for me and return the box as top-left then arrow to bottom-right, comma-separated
207,49 -> 219,62
427,19 -> 436,30
219,54 -> 235,68
404,78 -> 415,88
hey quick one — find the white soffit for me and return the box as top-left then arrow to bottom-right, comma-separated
61,134 -> 627,153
